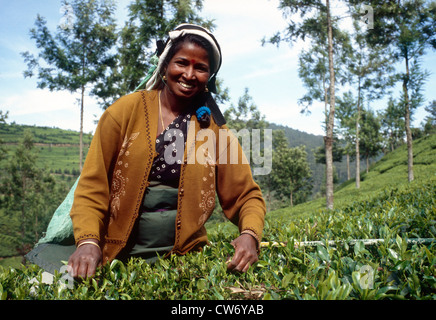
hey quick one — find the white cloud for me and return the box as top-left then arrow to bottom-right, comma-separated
259,99 -> 326,136
203,0 -> 289,61
236,47 -> 301,81
1,89 -> 102,133
0,71 -> 23,80
3,89 -> 77,116
204,0 -> 280,18
0,35 -> 34,56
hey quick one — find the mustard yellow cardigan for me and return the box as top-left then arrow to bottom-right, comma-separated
70,90 -> 266,264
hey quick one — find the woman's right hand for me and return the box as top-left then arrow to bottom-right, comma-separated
67,239 -> 102,279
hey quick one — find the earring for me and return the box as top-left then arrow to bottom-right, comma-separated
204,86 -> 209,93
162,75 -> 167,81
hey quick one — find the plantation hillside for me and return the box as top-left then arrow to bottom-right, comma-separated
266,132 -> 436,221
0,122 -> 92,177
0,121 -> 368,199
0,133 -> 434,300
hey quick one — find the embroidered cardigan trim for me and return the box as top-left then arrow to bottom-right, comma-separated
70,90 -> 266,263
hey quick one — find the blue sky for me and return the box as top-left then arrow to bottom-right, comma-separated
1,0 -> 435,137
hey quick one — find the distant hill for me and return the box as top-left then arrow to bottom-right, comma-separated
1,121 -> 322,147
268,123 -> 324,195
0,121 -> 368,197
0,122 -> 92,176
268,123 -> 324,149
0,122 -> 93,145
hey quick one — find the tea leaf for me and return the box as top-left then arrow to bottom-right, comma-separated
316,245 -> 330,263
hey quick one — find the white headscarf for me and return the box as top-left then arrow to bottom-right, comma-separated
145,23 -> 222,93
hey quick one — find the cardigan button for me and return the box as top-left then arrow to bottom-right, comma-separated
179,188 -> 184,196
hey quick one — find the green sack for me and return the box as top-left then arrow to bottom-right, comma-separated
37,177 -> 79,245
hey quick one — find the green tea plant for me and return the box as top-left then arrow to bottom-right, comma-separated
1,134 -> 435,300
0,179 -> 435,300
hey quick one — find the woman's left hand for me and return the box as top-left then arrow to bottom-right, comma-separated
226,234 -> 258,273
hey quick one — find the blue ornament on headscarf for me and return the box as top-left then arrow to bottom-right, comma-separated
196,106 -> 211,128
196,106 -> 211,119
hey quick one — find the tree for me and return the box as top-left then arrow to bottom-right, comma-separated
313,136 -> 344,164
423,100 -> 436,134
223,88 -> 269,192
264,0 -> 346,209
379,97 -> 405,152
358,0 -> 436,182
96,0 -> 215,108
223,87 -> 268,176
424,100 -> 436,124
398,57 -> 429,122
224,88 -> 268,132
297,17 -> 350,117
21,0 -> 118,171
0,130 -> 67,257
359,108 -> 383,172
0,110 -> 8,162
270,130 -> 312,207
343,12 -> 395,188
0,110 -> 8,123
336,91 -> 356,180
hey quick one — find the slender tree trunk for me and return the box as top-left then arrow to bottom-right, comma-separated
35,218 -> 38,243
322,74 -> 328,127
325,0 -> 336,210
366,155 -> 369,173
403,55 -> 414,182
390,133 -> 394,152
80,37 -> 86,173
346,153 -> 350,180
356,79 -> 361,189
34,204 -> 38,243
79,85 -> 84,172
21,176 -> 26,248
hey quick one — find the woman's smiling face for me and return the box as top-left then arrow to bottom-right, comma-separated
164,41 -> 211,101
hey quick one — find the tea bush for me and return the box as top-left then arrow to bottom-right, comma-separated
1,179 -> 435,300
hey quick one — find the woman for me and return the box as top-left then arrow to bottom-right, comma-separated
67,24 -> 266,278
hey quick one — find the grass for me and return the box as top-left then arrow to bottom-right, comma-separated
265,133 -> 436,223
